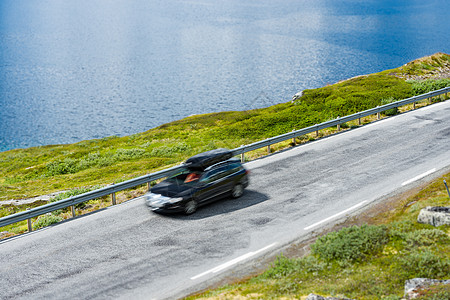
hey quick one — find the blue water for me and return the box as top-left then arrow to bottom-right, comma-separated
1,0 -> 449,152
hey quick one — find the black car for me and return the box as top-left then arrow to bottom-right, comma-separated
145,148 -> 249,214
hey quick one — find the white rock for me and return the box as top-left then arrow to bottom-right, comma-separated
417,206 -> 450,227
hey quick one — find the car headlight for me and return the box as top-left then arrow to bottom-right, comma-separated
168,197 -> 183,204
145,193 -> 164,201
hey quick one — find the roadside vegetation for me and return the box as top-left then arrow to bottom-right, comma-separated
186,171 -> 450,299
1,53 -> 449,238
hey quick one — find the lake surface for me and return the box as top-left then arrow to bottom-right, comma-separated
1,0 -> 449,152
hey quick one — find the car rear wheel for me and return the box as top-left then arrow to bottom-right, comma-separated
184,200 -> 198,215
231,183 -> 244,198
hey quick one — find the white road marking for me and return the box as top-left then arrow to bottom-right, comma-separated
303,201 -> 368,231
190,242 -> 278,280
401,168 -> 436,186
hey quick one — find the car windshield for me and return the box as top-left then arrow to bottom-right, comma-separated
166,167 -> 203,185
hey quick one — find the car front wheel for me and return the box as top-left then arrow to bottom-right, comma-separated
231,183 -> 244,198
184,200 -> 198,215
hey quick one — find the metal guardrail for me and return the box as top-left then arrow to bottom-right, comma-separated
1,87 -> 449,230
233,87 -> 450,156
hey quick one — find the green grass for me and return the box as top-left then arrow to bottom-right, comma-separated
409,78 -> 450,95
1,53 -> 449,237
187,172 -> 450,300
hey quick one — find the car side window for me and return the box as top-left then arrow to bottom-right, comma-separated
221,162 -> 237,176
228,162 -> 242,173
201,166 -> 227,183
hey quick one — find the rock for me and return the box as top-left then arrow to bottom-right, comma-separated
306,294 -> 325,300
404,278 -> 450,299
292,91 -> 303,102
306,294 -> 354,300
0,192 -> 66,206
417,206 -> 450,227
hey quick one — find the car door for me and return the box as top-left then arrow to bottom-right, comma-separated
196,165 -> 231,204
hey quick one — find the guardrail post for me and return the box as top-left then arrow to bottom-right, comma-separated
147,181 -> 150,191
315,125 -> 319,137
240,145 -> 245,163
444,180 -> 450,198
358,117 -> 361,126
292,130 -> 296,146
267,145 -> 271,154
71,206 -> 76,218
111,193 -> 116,205
26,208 -> 32,232
337,117 -> 340,131
111,183 -> 117,205
413,102 -> 416,109
377,111 -> 381,120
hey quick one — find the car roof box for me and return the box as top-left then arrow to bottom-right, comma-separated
185,148 -> 233,170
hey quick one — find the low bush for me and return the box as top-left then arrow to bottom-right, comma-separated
33,214 -> 63,230
380,97 -> 399,116
262,255 -> 326,279
150,142 -> 191,157
262,254 -> 299,279
45,158 -> 79,176
408,79 -> 450,95
311,224 -> 389,263
50,186 -> 101,202
398,249 -> 450,278
113,148 -> 147,160
404,228 -> 449,248
50,186 -> 102,209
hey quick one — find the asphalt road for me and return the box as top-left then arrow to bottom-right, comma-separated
1,100 -> 450,300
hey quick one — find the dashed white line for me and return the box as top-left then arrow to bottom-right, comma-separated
190,242 -> 278,280
303,201 -> 368,231
401,168 -> 436,186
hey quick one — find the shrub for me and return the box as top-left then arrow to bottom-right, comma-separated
382,295 -> 402,300
140,141 -> 152,148
381,97 -> 399,116
50,187 -> 99,202
399,249 -> 450,278
150,142 -> 191,157
33,214 -> 63,230
113,148 -> 147,160
408,79 -> 450,95
94,156 -> 115,167
262,254 -> 300,279
77,152 -> 103,169
404,229 -> 449,248
340,122 -> 350,129
388,220 -> 416,236
262,255 -> 326,279
311,224 -> 389,263
45,158 -> 79,175
50,186 -> 102,209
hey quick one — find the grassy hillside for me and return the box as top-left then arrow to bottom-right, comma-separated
1,53 -> 449,235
